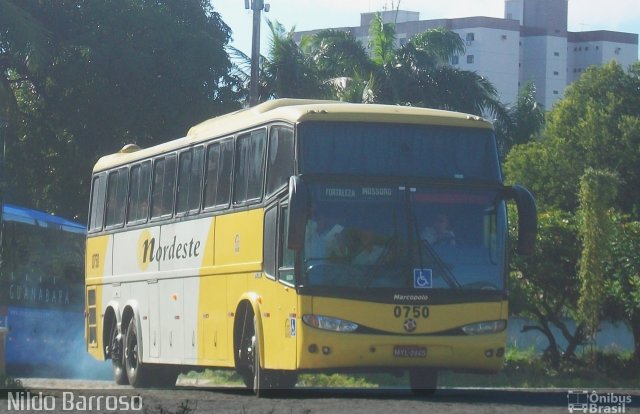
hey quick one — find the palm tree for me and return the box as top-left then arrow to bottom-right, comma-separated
240,13 -> 507,118
262,20 -> 328,100
368,12 -> 396,67
300,29 -> 372,80
299,13 -> 505,119
299,29 -> 372,103
509,82 -> 545,144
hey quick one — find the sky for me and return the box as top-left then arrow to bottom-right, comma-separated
212,0 -> 640,56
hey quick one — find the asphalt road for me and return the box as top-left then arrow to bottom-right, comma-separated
1,379 -> 639,414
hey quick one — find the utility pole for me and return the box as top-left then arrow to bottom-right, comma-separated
0,114 -> 6,225
0,115 -> 5,376
245,0 -> 269,107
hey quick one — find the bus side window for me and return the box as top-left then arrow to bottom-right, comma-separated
279,205 -> 295,284
176,149 -> 193,214
151,154 -> 177,219
233,129 -> 265,205
89,174 -> 106,232
217,139 -> 233,207
189,147 -> 204,211
176,147 -> 204,213
233,133 -> 250,204
127,161 -> 150,224
105,167 -> 128,228
263,204 -> 278,280
247,129 -> 266,201
177,147 -> 203,215
266,126 -> 294,198
203,139 -> 233,210
203,143 -> 221,209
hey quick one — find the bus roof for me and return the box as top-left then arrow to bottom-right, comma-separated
2,203 -> 85,234
92,99 -> 494,173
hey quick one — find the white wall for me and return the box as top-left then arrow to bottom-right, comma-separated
451,27 -> 521,105
521,35 -> 567,109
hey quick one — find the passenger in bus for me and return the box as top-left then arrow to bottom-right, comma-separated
304,214 -> 345,260
421,213 -> 456,246
352,229 -> 386,265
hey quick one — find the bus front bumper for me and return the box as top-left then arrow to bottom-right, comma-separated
296,327 -> 506,372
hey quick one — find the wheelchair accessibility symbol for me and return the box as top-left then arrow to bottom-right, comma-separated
413,268 -> 433,289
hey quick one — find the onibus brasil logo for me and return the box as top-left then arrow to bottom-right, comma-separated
567,390 -> 632,413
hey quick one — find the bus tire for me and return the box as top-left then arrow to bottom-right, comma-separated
241,316 -> 272,397
108,320 -> 128,385
124,318 -> 149,387
251,318 -> 270,396
409,368 -> 438,397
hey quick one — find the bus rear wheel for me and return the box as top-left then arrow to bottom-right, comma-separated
108,320 -> 128,385
409,368 -> 438,397
124,318 -> 150,387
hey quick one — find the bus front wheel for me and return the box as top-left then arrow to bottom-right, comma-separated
409,368 -> 438,397
238,316 -> 272,396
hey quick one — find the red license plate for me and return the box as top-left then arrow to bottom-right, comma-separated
393,345 -> 427,358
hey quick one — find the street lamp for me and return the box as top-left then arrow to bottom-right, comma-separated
245,0 -> 270,106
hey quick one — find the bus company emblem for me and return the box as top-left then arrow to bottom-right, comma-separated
138,230 -> 201,270
403,318 -> 417,333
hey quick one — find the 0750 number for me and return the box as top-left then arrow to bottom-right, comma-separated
393,305 -> 429,319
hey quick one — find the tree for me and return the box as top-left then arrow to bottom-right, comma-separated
506,62 -> 640,214
259,14 -> 507,118
0,0 -> 53,120
368,12 -> 396,67
301,29 -> 372,80
355,17 -> 504,117
1,0 -> 241,220
299,29 -> 372,102
509,210 -> 586,367
576,169 -> 618,353
495,81 -> 545,157
505,62 -> 640,366
607,216 -> 640,363
261,20 -> 329,100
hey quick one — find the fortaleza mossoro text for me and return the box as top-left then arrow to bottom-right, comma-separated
7,391 -> 142,411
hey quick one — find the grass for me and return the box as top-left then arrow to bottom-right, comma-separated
181,348 -> 639,390
181,369 -> 244,386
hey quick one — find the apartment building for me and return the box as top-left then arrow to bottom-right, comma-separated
293,0 -> 638,109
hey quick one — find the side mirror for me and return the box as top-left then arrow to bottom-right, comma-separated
287,176 -> 308,251
506,185 -> 537,256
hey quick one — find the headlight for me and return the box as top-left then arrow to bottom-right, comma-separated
461,320 -> 506,335
302,314 -> 359,332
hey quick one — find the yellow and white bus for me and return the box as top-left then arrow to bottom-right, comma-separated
85,99 -> 536,395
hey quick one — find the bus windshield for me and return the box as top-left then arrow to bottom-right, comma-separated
299,121 -> 501,182
302,184 -> 507,291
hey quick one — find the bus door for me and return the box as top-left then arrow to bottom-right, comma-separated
263,202 -> 298,369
